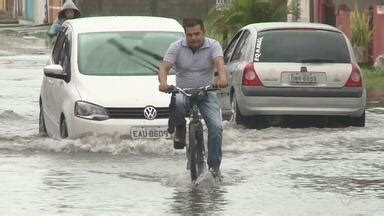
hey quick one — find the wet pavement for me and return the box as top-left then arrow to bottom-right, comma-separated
0,24 -> 51,56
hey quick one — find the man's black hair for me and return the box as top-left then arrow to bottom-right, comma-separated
183,18 -> 205,32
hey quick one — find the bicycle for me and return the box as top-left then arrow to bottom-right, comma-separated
167,85 -> 218,182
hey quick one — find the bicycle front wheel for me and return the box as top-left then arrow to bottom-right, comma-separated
189,121 -> 205,182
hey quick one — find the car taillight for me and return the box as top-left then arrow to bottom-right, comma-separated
242,63 -> 263,86
344,64 -> 363,87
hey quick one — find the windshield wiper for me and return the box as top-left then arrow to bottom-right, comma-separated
108,39 -> 159,72
133,46 -> 163,61
298,58 -> 336,63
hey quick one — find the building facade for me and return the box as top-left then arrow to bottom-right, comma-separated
0,0 -> 47,24
0,0 -> 21,21
22,0 -> 46,24
75,0 -> 216,22
293,0 -> 384,62
1,0 -> 217,25
0,0 -> 4,10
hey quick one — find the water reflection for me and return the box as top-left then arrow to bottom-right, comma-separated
0,26 -> 50,56
290,173 -> 384,199
42,169 -> 85,191
169,187 -> 228,215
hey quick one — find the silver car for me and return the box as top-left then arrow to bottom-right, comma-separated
220,22 -> 366,128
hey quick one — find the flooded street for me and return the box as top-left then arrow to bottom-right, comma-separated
0,28 -> 383,215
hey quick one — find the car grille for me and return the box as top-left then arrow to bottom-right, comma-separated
105,107 -> 170,119
105,107 -> 169,119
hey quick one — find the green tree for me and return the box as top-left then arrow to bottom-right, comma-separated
205,0 -> 287,46
350,6 -> 373,63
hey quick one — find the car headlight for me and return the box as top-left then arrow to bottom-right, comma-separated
75,101 -> 108,121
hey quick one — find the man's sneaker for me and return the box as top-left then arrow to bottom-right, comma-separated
209,167 -> 222,181
173,126 -> 186,149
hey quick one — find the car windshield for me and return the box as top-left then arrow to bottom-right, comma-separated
254,29 -> 350,63
78,31 -> 183,75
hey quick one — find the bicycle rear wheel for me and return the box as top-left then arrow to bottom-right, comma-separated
188,121 -> 205,182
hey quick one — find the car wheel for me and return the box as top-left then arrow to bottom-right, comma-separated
60,117 -> 69,138
39,104 -> 47,135
231,94 -> 245,125
350,111 -> 365,127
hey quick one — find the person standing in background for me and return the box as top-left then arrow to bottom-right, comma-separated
47,0 -> 80,38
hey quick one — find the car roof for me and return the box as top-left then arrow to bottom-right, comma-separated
64,16 -> 185,34
243,22 -> 342,33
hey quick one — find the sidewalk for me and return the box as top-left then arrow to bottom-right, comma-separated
0,22 -> 50,27
0,23 -> 50,34
0,19 -> 18,24
0,23 -> 24,28
0,11 -> 17,25
0,23 -> 51,56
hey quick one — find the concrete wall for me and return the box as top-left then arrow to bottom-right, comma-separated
0,0 -> 14,18
373,5 -> 384,59
314,0 -> 384,61
0,0 -> 5,11
299,0 -> 312,22
48,0 -> 63,23
155,0 -> 214,21
34,0 -> 47,24
315,0 -> 378,23
335,9 -> 350,37
76,0 -> 216,21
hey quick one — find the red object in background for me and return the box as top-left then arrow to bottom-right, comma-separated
335,3 -> 351,38
336,9 -> 351,38
373,5 -> 384,60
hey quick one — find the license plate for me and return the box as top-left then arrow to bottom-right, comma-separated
130,126 -> 170,139
289,72 -> 318,84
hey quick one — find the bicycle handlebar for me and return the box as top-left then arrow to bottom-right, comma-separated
166,85 -> 218,96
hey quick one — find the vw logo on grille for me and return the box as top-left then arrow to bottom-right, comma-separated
143,106 -> 157,120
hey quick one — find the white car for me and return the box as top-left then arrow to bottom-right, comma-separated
39,16 -> 184,138
220,22 -> 366,128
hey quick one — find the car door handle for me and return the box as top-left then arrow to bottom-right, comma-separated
48,80 -> 53,84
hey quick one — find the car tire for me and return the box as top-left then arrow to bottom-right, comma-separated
350,111 -> 365,127
39,104 -> 47,135
231,94 -> 245,125
60,117 -> 69,138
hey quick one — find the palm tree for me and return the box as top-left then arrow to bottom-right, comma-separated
205,0 -> 287,46
205,5 -> 233,47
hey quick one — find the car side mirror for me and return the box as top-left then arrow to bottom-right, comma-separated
44,64 -> 66,79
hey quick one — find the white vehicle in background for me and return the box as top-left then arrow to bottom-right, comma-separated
220,22 -> 366,128
39,16 -> 184,139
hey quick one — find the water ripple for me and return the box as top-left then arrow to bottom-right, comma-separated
0,110 -> 25,120
290,173 -> 384,198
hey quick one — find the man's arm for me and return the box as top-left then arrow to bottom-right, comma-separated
158,61 -> 173,92
213,56 -> 228,88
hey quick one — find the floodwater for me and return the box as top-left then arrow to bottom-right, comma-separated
0,27 -> 383,215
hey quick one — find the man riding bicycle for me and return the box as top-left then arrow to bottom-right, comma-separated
158,18 -> 228,178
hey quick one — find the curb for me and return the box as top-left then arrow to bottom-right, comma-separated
0,24 -> 24,28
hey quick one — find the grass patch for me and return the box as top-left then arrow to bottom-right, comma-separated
362,66 -> 384,91
362,66 -> 384,107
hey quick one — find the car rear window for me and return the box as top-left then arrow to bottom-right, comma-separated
78,31 -> 183,76
254,29 -> 351,63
